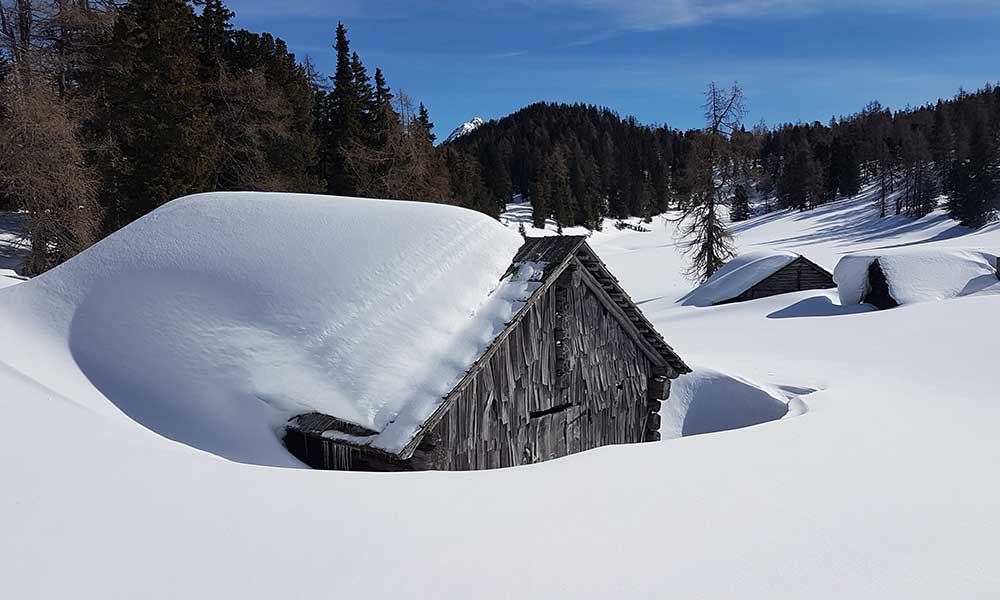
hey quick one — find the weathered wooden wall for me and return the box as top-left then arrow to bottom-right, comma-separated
427,263 -> 665,470
284,240 -> 685,472
722,257 -> 836,305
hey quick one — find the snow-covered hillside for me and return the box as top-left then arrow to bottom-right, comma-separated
444,116 -> 484,143
3,185 -> 1000,599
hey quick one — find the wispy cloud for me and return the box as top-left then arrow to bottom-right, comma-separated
535,0 -> 1000,30
230,0 -> 1000,30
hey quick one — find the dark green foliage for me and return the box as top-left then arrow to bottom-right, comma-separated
829,136 -> 861,198
779,133 -> 821,210
318,22 -> 362,195
445,102 -> 683,227
416,102 -> 435,143
756,84 -> 999,226
15,0 -> 318,242
370,67 -> 395,146
730,184 -> 750,222
444,146 -> 497,217
98,0 -> 214,231
948,117 -> 999,228
194,0 -> 234,69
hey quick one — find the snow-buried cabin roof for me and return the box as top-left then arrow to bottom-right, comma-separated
679,250 -> 828,307
14,193 -> 526,458
834,248 -> 1000,307
295,234 -> 690,456
18,193 -> 686,460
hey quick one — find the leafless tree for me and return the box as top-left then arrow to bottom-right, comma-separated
676,81 -> 746,281
0,0 -> 107,273
210,66 -> 296,191
344,90 -> 451,203
0,79 -> 100,274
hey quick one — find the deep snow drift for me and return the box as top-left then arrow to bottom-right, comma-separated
662,365 -> 802,438
0,193 -> 525,464
4,183 -> 1000,599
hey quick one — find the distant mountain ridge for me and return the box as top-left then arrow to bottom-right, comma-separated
441,102 -> 686,226
445,117 -> 484,143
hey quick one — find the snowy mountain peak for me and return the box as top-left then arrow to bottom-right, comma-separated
445,117 -> 484,143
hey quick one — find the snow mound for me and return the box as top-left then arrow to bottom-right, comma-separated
0,268 -> 25,289
835,248 -> 999,306
3,193 -> 524,464
679,249 -> 799,306
445,117 -> 484,143
661,366 -> 798,438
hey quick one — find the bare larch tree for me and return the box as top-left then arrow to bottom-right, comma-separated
0,0 -> 106,274
677,81 -> 746,282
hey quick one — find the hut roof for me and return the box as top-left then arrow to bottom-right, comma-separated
20,192 -> 529,461
679,250 -> 817,307
297,234 -> 691,457
506,236 -> 688,375
835,248 -> 1000,307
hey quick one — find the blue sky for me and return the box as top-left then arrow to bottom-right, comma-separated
227,1 -> 1000,138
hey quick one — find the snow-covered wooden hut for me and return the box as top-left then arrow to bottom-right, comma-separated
680,250 -> 835,307
834,248 -> 1000,310
285,235 -> 690,471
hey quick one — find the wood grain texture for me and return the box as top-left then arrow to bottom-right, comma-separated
284,238 -> 688,472
716,256 -> 836,305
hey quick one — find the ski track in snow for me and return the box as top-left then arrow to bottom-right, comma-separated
3,183 -> 1000,599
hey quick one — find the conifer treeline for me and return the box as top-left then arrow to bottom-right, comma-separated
756,86 -> 1000,228
312,23 -> 459,209
447,103 -> 689,229
0,3 -> 462,274
0,0 -> 325,273
449,86 -> 1000,231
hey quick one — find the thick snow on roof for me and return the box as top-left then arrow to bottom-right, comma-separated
835,248 -> 999,306
678,249 -> 800,306
0,193 -> 524,461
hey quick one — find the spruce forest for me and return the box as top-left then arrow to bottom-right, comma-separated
1,0 -> 999,277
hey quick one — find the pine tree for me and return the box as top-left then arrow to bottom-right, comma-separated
99,0 -> 214,230
194,0 -> 234,70
416,102 -> 435,144
530,163 -> 550,229
730,183 -> 750,222
909,130 -> 939,217
370,67 -> 396,143
320,21 -> 361,195
780,135 -> 819,210
829,136 -> 861,198
547,147 -> 573,231
373,68 -> 393,108
930,102 -> 956,193
570,153 -> 603,229
949,117 -> 999,228
350,51 -> 373,137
